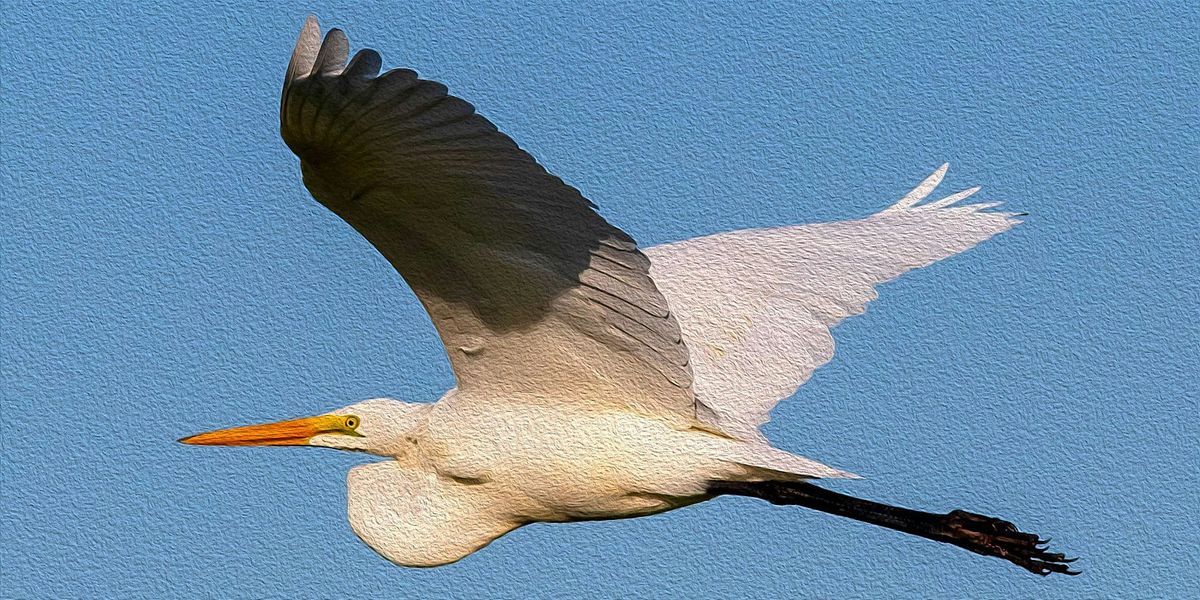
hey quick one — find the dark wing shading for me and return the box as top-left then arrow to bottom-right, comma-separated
280,17 -> 707,422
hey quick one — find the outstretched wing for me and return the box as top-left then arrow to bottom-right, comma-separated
647,165 -> 1021,441
281,17 -> 704,422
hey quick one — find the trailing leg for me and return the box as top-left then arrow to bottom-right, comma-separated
709,480 -> 1077,576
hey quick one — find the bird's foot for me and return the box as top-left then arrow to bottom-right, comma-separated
935,509 -> 1079,576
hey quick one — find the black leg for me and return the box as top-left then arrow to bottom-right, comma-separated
709,480 -> 1078,576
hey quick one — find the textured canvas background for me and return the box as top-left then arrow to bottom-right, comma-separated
3,1 -> 1197,598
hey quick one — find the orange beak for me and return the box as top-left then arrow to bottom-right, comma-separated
179,415 -> 354,446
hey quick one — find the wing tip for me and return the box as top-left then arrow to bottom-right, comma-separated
882,164 -> 1026,219
344,48 -> 384,80
885,163 -> 951,212
312,27 -> 351,76
302,13 -> 319,31
286,15 -> 322,83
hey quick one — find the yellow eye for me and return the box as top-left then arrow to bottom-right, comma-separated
344,416 -> 359,429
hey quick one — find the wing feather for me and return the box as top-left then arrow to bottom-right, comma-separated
648,165 -> 1021,441
280,18 -> 704,421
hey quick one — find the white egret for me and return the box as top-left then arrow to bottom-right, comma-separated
182,17 -> 1076,575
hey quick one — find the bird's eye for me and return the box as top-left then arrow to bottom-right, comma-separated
344,416 -> 359,429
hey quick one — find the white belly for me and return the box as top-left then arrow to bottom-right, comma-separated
419,399 -> 739,522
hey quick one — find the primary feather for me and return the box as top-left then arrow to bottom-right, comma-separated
280,17 -> 712,424
648,165 -> 1022,441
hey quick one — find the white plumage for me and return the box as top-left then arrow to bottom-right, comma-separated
181,17 -> 1076,576
650,163 -> 1020,441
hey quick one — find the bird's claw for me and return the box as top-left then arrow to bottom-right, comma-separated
939,510 -> 1080,576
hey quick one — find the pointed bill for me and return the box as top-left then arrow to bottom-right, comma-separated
179,415 -> 359,446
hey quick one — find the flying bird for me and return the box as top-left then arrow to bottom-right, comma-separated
182,16 -> 1076,576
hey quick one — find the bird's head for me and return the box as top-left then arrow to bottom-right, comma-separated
179,398 -> 429,456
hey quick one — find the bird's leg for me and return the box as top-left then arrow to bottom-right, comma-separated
708,480 -> 1078,576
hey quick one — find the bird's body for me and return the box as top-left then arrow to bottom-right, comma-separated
326,390 -> 851,566
181,16 -> 1077,576
410,397 -> 729,519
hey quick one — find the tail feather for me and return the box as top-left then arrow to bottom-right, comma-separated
726,444 -> 860,480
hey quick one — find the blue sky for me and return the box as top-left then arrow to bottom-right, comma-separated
3,1 -> 1197,598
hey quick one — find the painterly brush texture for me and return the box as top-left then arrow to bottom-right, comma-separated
176,16 -> 1071,573
3,2 -> 1197,599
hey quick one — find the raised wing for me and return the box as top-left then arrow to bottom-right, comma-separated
281,17 -> 704,422
647,165 -> 1021,441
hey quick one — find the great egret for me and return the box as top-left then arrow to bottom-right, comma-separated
182,16 -> 1076,576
